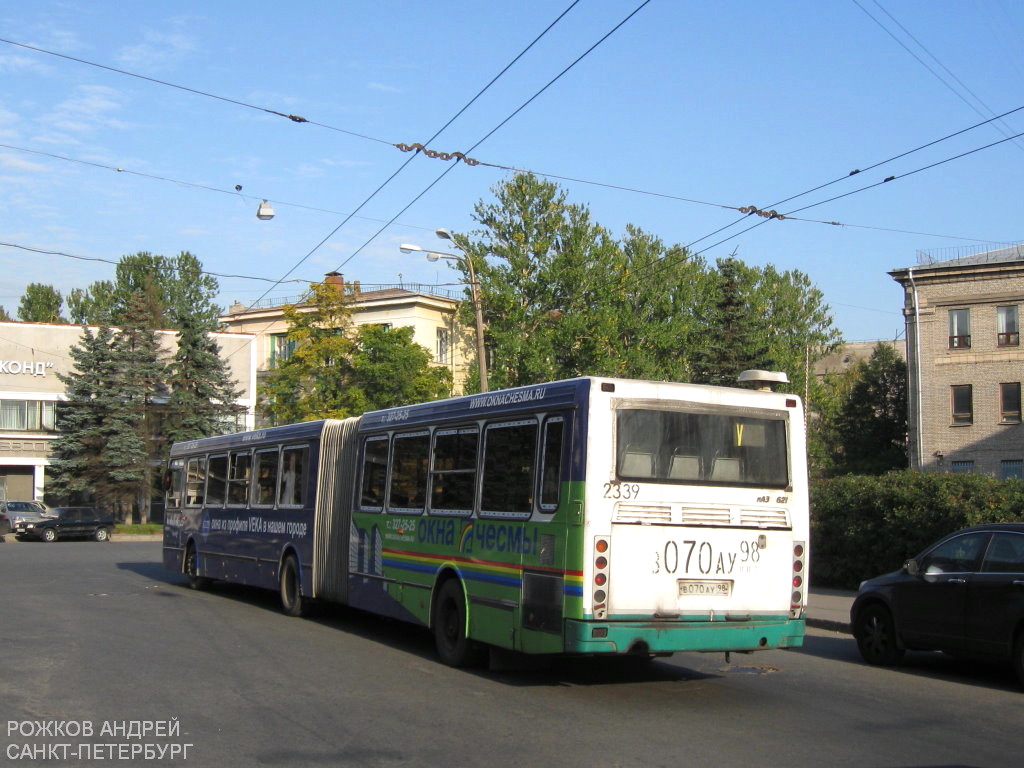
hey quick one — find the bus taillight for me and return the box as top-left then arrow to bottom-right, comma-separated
790,542 -> 806,618
594,538 -> 610,620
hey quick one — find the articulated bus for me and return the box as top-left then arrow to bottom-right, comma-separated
163,375 -> 808,666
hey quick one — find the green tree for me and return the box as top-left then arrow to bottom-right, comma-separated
69,252 -> 221,330
348,324 -> 452,411
164,297 -> 245,444
105,290 -> 169,522
0,306 -> 12,322
458,173 -> 710,389
691,257 -> 775,386
830,343 -> 909,475
260,281 -> 360,423
48,324 -> 119,505
18,283 -> 65,323
68,281 -> 115,325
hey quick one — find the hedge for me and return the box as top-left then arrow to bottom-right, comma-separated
810,470 -> 1024,589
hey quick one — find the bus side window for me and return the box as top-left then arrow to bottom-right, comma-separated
227,451 -> 251,505
253,449 -> 280,506
430,426 -> 478,516
481,420 -> 537,518
539,417 -> 564,510
279,445 -> 308,507
388,432 -> 429,513
166,459 -> 184,510
185,457 -> 206,507
206,454 -> 228,507
360,436 -> 389,511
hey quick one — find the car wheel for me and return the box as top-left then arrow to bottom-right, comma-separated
279,556 -> 305,617
184,543 -> 211,590
854,603 -> 904,666
1013,631 -> 1024,689
94,527 -> 111,542
432,579 -> 485,667
42,528 -> 57,543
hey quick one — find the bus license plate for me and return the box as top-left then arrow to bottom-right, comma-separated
678,579 -> 732,597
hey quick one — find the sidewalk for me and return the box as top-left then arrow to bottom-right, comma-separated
807,587 -> 855,634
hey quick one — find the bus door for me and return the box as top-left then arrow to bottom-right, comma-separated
162,459 -> 185,570
519,415 -> 569,654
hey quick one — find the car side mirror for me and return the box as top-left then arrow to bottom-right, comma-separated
905,558 -> 920,576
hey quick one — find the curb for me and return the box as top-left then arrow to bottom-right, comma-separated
807,617 -> 851,634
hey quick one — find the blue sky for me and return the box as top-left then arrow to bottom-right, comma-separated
1,1 -> 1021,342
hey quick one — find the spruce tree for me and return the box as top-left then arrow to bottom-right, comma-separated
48,324 -> 118,504
165,305 -> 244,443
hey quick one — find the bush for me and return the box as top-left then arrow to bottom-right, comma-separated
811,470 -> 1024,589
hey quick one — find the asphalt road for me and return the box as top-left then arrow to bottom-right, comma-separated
2,541 -> 1022,768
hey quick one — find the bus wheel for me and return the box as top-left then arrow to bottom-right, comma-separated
433,580 -> 484,667
184,543 -> 211,591
279,555 -> 305,617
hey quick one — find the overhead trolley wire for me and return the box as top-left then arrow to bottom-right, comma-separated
250,0 -> 584,306
328,0 -> 653,276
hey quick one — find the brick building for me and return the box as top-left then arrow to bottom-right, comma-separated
890,245 -> 1024,476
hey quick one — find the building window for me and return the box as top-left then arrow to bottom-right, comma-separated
948,309 -> 971,349
269,333 -> 295,366
998,306 -> 1019,347
1000,460 -> 1024,480
0,400 -> 57,432
951,384 -> 973,425
950,460 -> 975,474
436,327 -> 450,364
1000,383 -> 1022,424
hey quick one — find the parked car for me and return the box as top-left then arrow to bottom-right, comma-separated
0,500 -> 48,539
851,523 -> 1024,687
14,506 -> 114,542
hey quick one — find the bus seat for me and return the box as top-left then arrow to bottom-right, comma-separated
711,457 -> 741,482
621,446 -> 654,477
668,454 -> 701,480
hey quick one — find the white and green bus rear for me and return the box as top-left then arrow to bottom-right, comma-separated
565,374 -> 808,656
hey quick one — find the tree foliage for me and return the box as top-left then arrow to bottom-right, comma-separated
49,252 -> 243,520
829,343 -> 908,475
260,282 -> 452,423
456,173 -> 841,394
457,173 -> 713,390
18,283 -> 65,323
67,252 -> 220,329
349,325 -> 452,411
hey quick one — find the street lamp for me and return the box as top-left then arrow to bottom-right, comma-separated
400,233 -> 488,392
256,199 -> 275,220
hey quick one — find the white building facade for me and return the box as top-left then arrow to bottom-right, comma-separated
0,321 -> 257,502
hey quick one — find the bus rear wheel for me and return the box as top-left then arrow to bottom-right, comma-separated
433,580 -> 484,667
184,543 -> 211,590
279,555 -> 305,617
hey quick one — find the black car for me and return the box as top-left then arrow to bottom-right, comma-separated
14,506 -> 114,542
851,523 -> 1024,686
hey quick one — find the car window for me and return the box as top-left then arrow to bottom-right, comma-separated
920,531 -> 989,574
981,533 -> 1024,574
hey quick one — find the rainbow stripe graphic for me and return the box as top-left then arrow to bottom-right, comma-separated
382,547 -> 584,596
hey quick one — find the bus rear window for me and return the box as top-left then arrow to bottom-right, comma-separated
616,409 -> 789,488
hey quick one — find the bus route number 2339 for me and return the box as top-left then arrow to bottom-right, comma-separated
603,482 -> 640,499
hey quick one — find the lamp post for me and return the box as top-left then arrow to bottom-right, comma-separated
400,231 -> 488,392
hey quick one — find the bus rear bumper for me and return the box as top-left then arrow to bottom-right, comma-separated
563,617 -> 806,655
